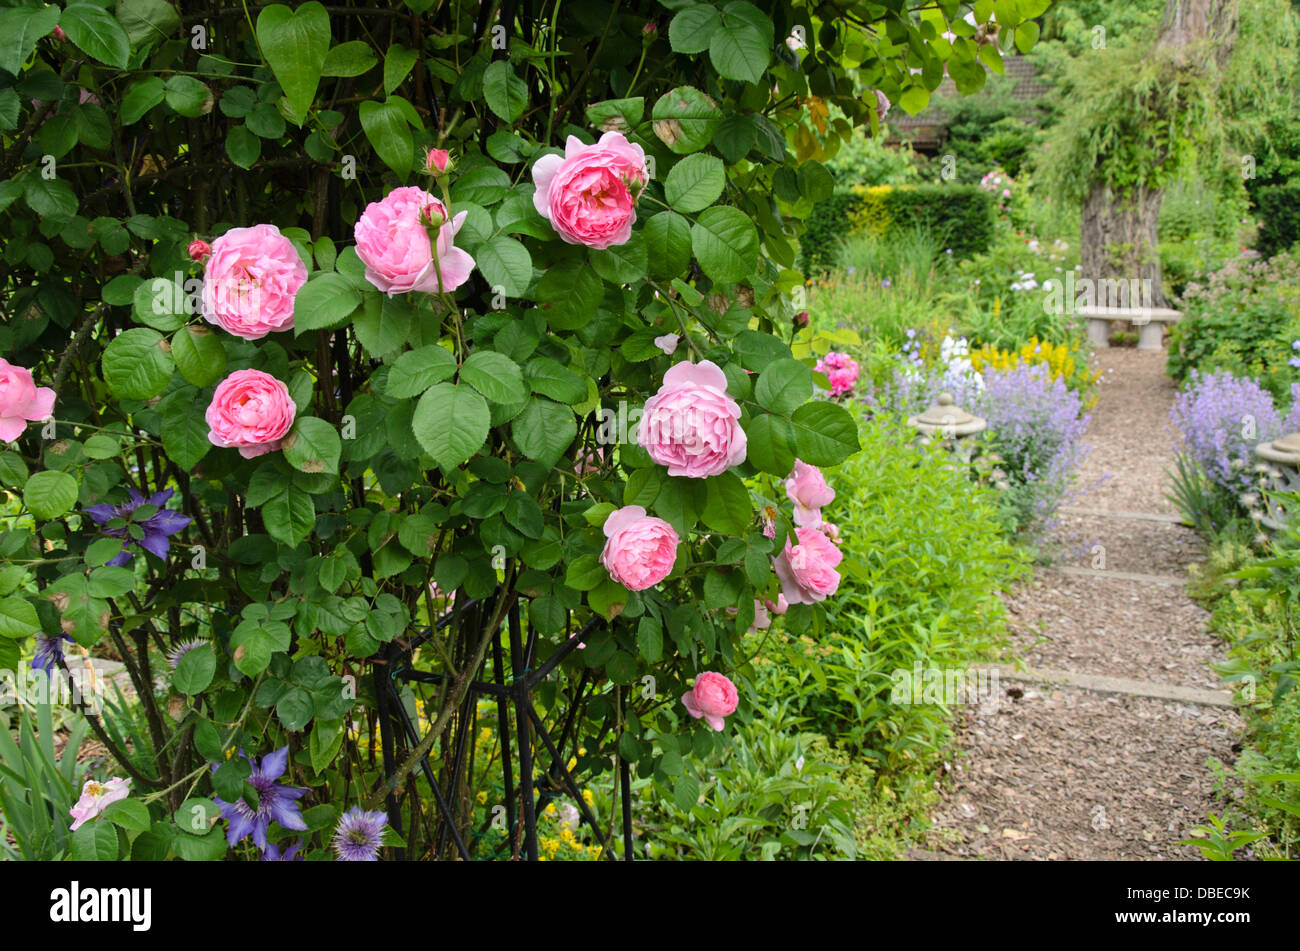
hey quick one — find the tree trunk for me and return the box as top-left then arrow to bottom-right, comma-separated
1080,185 -> 1165,307
1077,0 -> 1240,310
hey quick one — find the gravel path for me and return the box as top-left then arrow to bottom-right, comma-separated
918,348 -> 1242,860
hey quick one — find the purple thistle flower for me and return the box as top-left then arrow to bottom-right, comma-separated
213,746 -> 309,852
332,805 -> 388,861
263,838 -> 305,861
32,631 -> 75,674
84,487 -> 192,567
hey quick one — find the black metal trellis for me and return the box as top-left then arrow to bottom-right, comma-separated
375,593 -> 638,861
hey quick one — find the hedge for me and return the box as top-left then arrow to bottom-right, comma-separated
1255,182 -> 1300,258
800,184 -> 996,274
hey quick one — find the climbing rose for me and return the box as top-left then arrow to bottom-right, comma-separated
638,360 -> 747,478
354,186 -> 475,295
69,777 -> 131,831
0,359 -> 55,443
206,369 -> 296,459
785,459 -> 835,526
773,526 -> 843,604
200,224 -> 306,340
425,148 -> 452,175
681,672 -> 739,731
531,132 -> 648,249
600,505 -> 679,591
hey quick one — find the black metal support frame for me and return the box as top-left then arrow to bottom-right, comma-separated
376,597 -> 637,861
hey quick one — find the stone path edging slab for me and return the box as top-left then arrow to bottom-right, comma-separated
974,663 -> 1235,709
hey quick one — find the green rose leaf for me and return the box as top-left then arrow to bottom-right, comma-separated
262,485 -> 316,548
122,77 -> 167,125
159,387 -> 211,470
102,328 -> 175,399
174,644 -> 217,695
664,154 -> 726,213
701,471 -> 753,535
691,206 -> 758,284
668,5 -> 721,53
293,273 -> 361,334
790,400 -> 860,466
709,2 -> 772,84
23,470 -> 78,520
412,383 -> 490,469
754,358 -> 812,416
171,325 -> 227,387
643,211 -> 693,278
475,235 -> 532,298
461,351 -> 527,405
0,5 -> 60,76
61,3 -> 131,69
745,413 -> 795,476
385,345 -> 457,399
511,398 -> 577,469
0,596 -> 40,640
652,86 -> 723,155
282,417 -> 342,475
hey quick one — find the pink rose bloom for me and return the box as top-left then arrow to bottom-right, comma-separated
599,505 -> 679,591
637,360 -> 747,478
188,239 -> 212,262
681,672 -> 739,731
785,459 -> 834,526
574,445 -> 604,476
0,359 -> 55,443
773,526 -> 843,604
205,369 -> 296,459
765,594 -> 789,616
200,224 -> 307,340
819,521 -> 841,545
815,351 -> 860,398
354,186 -> 475,296
531,132 -> 648,249
69,777 -> 130,831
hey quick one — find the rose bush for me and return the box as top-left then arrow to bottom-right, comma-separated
0,0 -> 1037,860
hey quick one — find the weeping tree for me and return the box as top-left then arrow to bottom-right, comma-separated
1043,0 -> 1242,307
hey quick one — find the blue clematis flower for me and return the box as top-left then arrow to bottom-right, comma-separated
213,746 -> 309,852
84,487 -> 192,567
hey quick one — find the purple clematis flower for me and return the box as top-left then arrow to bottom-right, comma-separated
213,746 -> 309,852
84,487 -> 192,567
32,631 -> 75,674
263,838 -> 304,861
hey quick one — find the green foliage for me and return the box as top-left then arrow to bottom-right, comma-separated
1255,183 -> 1300,258
823,132 -> 921,186
0,702 -> 85,860
755,411 -> 1027,769
801,185 -> 996,274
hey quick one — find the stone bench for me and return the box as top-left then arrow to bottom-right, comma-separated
1078,306 -> 1181,351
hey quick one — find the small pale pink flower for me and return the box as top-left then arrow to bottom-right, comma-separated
200,224 -> 306,340
599,505 -> 679,591
0,359 -> 55,443
785,459 -> 834,527
69,777 -> 130,831
354,186 -> 475,296
637,360 -> 746,478
205,369 -> 296,459
654,333 -> 680,355
773,526 -> 843,604
531,132 -> 648,249
681,672 -> 739,731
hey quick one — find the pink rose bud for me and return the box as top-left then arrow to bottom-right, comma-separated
793,310 -> 810,329
599,505 -> 680,591
773,525 -> 843,604
531,132 -> 649,249
425,148 -> 453,176
53,25 -> 67,42
205,369 -> 296,459
764,594 -> 789,616
355,186 -> 475,296
638,360 -> 747,478
200,224 -> 306,340
188,239 -> 212,262
785,459 -> 835,527
0,359 -> 56,443
681,672 -> 739,731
